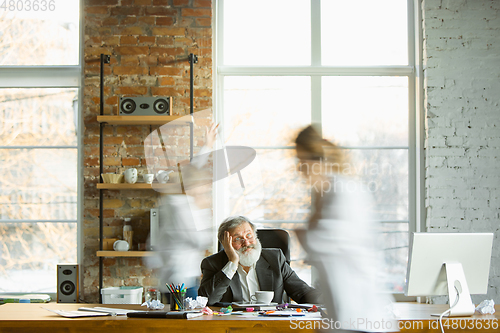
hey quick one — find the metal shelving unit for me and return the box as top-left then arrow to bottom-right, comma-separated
96,53 -> 197,302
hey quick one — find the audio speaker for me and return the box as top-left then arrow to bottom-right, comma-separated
119,96 -> 172,116
57,264 -> 79,303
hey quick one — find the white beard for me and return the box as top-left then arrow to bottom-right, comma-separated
237,238 -> 262,267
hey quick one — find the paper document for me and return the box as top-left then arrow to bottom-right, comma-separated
79,307 -> 138,315
44,308 -> 110,318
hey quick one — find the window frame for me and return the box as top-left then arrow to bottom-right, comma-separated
0,0 -> 83,296
214,0 -> 424,295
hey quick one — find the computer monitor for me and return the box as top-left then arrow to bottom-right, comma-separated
405,232 -> 494,317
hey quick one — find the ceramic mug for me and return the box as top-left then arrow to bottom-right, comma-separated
156,170 -> 173,184
251,291 -> 274,304
143,173 -> 154,184
124,168 -> 138,184
113,240 -> 130,251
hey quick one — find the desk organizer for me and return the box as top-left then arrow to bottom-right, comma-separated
101,287 -> 143,304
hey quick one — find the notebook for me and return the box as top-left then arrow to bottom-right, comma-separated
127,311 -> 203,319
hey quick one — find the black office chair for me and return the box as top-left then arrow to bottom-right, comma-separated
218,228 -> 291,264
255,228 -> 290,264
256,228 -> 291,303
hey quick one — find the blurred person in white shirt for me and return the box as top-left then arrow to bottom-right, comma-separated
295,125 -> 397,333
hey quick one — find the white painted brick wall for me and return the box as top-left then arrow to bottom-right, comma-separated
423,0 -> 500,303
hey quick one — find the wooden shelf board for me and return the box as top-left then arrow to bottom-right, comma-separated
96,251 -> 155,257
97,183 -> 153,190
97,115 -> 191,125
97,183 -> 184,193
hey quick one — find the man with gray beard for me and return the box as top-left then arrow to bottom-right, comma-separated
198,216 -> 321,305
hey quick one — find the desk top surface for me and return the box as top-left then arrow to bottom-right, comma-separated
1,303 -> 499,333
0,302 -> 498,321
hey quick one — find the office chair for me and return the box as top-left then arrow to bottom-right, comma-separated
255,229 -> 290,265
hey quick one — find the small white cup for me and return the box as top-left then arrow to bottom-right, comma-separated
143,174 -> 154,184
251,291 -> 274,304
113,240 -> 129,251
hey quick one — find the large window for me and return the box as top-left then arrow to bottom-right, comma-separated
0,1 -> 81,293
215,0 -> 416,291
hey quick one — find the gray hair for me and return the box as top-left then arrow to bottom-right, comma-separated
217,215 -> 256,243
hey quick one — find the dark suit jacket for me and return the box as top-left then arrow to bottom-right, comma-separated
198,248 -> 321,305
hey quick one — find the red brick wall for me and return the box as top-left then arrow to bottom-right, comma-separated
83,0 -> 212,302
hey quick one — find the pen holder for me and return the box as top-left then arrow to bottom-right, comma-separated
170,291 -> 186,311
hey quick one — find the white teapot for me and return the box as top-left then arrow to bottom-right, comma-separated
156,170 -> 174,184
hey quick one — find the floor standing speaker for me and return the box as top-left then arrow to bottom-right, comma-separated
57,264 -> 79,303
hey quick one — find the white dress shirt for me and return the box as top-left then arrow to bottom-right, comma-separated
222,261 -> 260,302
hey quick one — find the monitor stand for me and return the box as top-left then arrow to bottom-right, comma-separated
432,262 -> 476,317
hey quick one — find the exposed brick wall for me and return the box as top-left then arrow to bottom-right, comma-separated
423,0 -> 500,302
83,0 -> 212,302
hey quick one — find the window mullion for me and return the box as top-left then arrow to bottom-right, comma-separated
218,66 -> 414,76
311,77 -> 322,131
213,0 -> 226,253
311,0 -> 322,131
311,0 -> 321,66
0,67 -> 81,88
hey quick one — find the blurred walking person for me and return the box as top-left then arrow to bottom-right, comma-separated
295,125 -> 397,333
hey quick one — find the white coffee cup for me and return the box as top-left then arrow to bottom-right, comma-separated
251,291 -> 274,304
156,170 -> 173,184
143,173 -> 154,184
113,240 -> 129,251
124,168 -> 138,184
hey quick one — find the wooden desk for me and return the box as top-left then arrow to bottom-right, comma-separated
0,303 -> 498,333
395,303 -> 498,333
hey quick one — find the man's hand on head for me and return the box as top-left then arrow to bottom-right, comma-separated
223,231 -> 239,265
